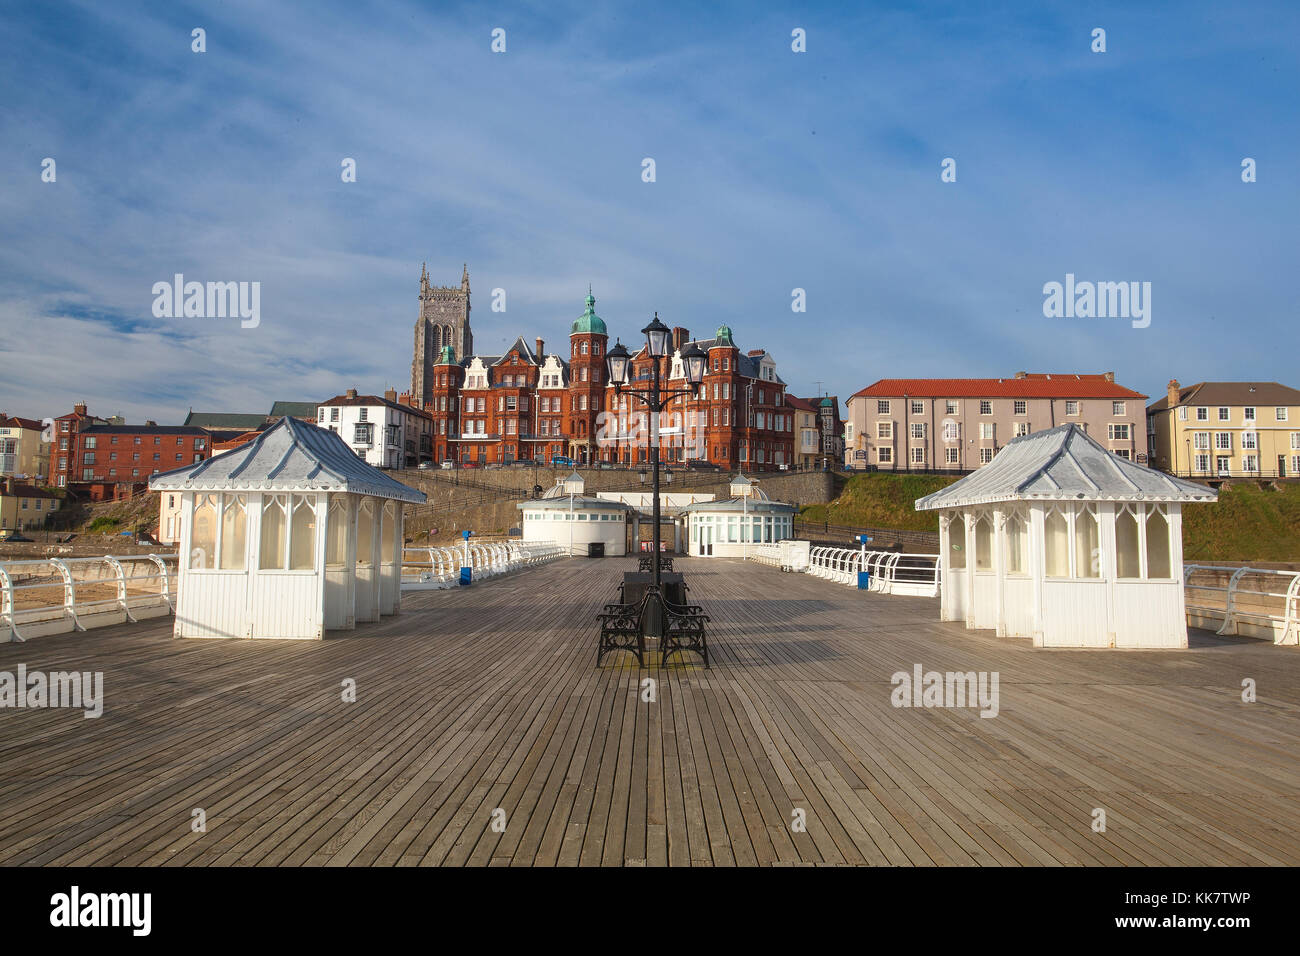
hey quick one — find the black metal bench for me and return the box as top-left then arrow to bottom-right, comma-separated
598,592 -> 710,668
637,554 -> 674,573
597,593 -> 649,667
661,598 -> 709,668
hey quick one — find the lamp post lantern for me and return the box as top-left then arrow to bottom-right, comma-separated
607,318 -> 706,611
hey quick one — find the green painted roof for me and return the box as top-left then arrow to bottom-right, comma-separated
819,397 -> 834,407
268,401 -> 319,419
183,411 -> 266,429
715,325 -> 734,346
437,345 -> 456,364
571,293 -> 607,336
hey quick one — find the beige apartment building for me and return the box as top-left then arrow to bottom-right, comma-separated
0,413 -> 49,481
844,372 -> 1147,471
1147,380 -> 1300,478
0,477 -> 60,531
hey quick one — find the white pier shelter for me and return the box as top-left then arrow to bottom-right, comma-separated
149,417 -> 426,639
915,423 -> 1216,648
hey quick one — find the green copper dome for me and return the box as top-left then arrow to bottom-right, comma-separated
437,345 -> 456,364
571,292 -> 607,336
715,325 -> 734,345
819,397 -> 833,407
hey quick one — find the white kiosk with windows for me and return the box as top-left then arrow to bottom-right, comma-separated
680,475 -> 796,558
149,417 -> 426,639
915,423 -> 1215,648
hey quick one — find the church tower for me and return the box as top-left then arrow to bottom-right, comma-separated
412,263 -> 473,408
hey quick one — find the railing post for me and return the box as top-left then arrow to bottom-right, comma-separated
48,558 -> 84,632
1218,567 -> 1248,636
102,555 -> 136,623
1283,574 -> 1300,646
147,554 -> 176,613
0,566 -> 20,643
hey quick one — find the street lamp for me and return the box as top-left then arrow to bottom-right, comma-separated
607,318 -> 707,618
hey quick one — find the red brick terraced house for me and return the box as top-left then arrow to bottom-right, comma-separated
72,424 -> 211,500
50,403 -> 113,489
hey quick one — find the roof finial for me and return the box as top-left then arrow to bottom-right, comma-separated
462,263 -> 469,291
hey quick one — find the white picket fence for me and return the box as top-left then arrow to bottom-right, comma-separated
747,541 -> 940,598
1184,564 -> 1300,645
1,554 -> 178,642
401,539 -> 567,590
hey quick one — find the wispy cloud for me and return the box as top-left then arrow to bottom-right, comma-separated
0,0 -> 1295,422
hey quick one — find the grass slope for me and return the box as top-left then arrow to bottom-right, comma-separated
799,473 -> 959,531
1181,481 -> 1300,563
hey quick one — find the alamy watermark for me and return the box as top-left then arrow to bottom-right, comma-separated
152,273 -> 260,328
0,665 -> 103,718
594,409 -> 706,457
1042,274 -> 1150,329
890,664 -> 999,718
50,886 -> 150,936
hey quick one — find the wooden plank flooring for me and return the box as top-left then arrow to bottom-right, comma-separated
1,556 -> 1298,866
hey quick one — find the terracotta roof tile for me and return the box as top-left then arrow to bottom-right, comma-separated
851,375 -> 1146,401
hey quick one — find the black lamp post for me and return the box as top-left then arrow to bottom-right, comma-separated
607,316 -> 707,605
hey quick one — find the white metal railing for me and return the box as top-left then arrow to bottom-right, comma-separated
1184,564 -> 1300,645
749,541 -> 940,598
401,539 -> 567,590
1,553 -> 178,642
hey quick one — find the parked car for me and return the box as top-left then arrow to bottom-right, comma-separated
512,459 -> 537,467
418,461 -> 434,470
550,456 -> 575,468
0,530 -> 33,542
439,460 -> 455,470
685,460 -> 722,471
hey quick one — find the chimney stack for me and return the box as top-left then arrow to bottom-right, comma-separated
145,420 -> 157,427
73,402 -> 87,417
1103,371 -> 1115,382
535,337 -> 544,358
1015,371 -> 1027,379
672,327 -> 689,353
3,477 -> 13,495
384,387 -> 397,403
345,388 -> 358,400
1167,379 -> 1181,407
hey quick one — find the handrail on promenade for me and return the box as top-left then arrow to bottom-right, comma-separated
401,539 -> 566,590
748,541 -> 939,597
1184,563 -> 1300,645
749,543 -> 1299,644
1,553 -> 178,643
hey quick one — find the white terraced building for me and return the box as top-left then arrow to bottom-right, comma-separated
915,422 -> 1216,648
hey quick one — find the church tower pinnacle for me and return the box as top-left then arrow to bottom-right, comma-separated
412,263 -> 473,409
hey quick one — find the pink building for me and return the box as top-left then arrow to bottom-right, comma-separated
844,372 -> 1148,471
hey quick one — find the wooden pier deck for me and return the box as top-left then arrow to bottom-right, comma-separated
1,556 -> 1297,866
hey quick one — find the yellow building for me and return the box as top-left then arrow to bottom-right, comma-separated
0,413 -> 49,481
0,478 -> 60,532
1147,380 -> 1300,478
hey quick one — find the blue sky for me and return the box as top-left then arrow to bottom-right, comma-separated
1,0 -> 1295,423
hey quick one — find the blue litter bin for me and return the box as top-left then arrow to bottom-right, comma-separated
459,566 -> 473,586
857,571 -> 871,590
